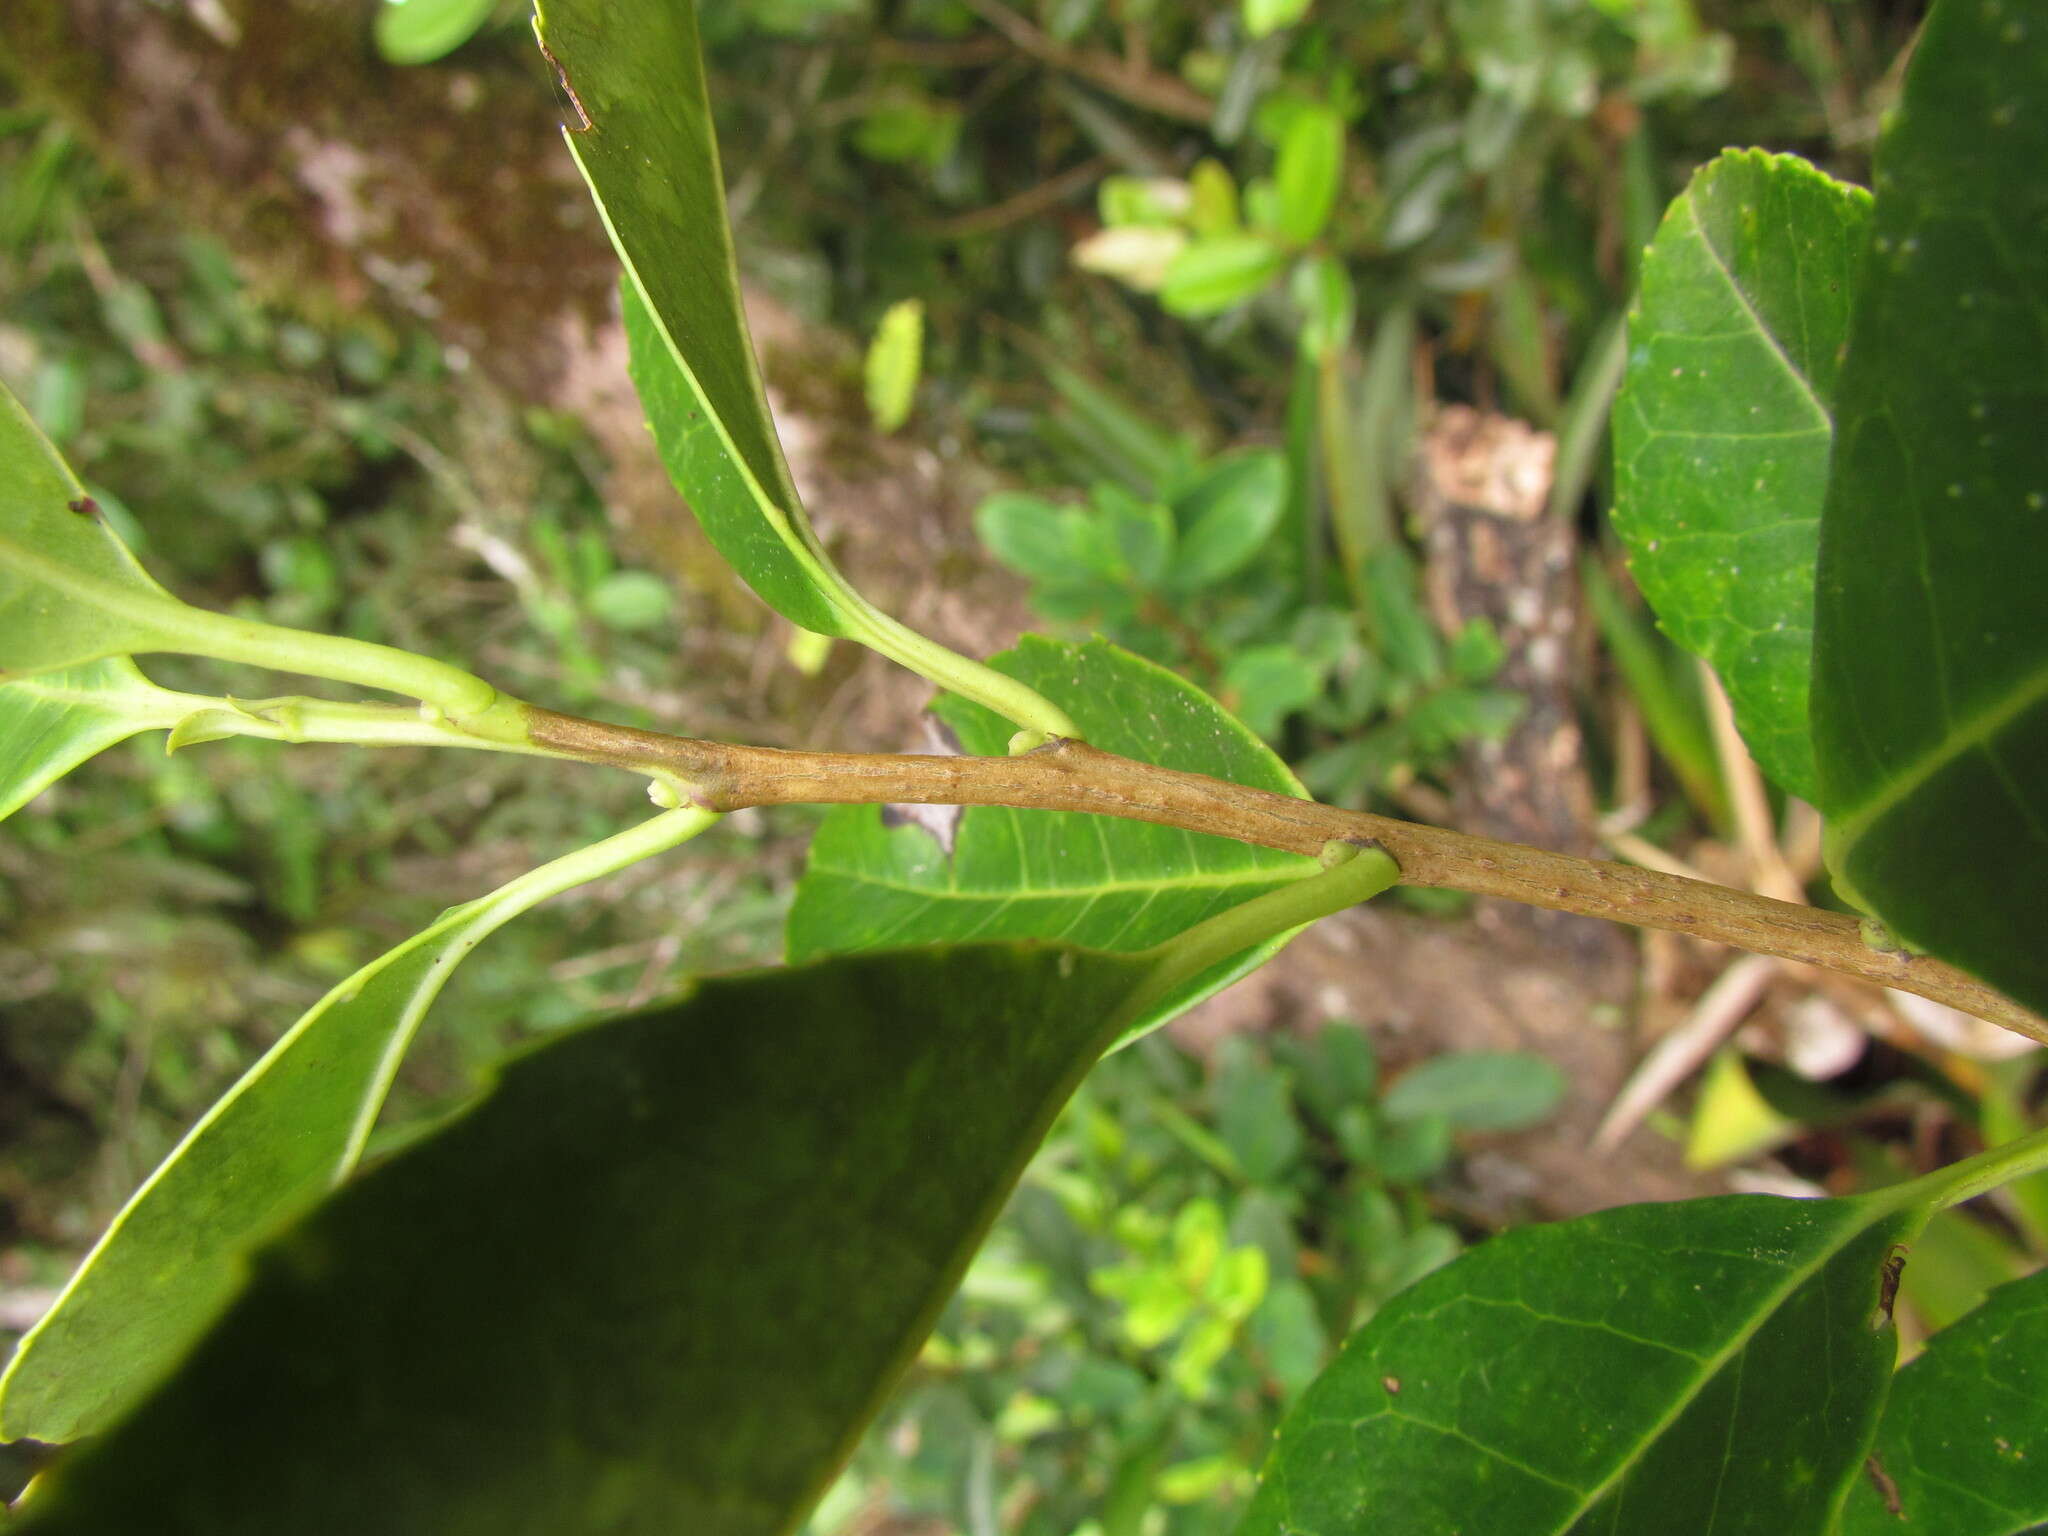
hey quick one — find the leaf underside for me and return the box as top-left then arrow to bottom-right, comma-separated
0,381 -> 182,677
14,944 -> 1148,1536
1239,1193 -> 1919,1536
1839,1268 -> 2048,1534
0,812 -> 707,1444
1810,0 -> 2048,1015
534,0 -> 846,637
0,658 -> 182,823
1611,149 -> 1871,803
788,637 -> 1317,1039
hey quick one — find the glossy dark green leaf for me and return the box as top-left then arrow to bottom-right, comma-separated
15,943 -> 1148,1535
1241,1193 -> 1924,1535
0,379 -> 187,677
373,0 -> 497,65
1810,0 -> 2048,1016
787,638 -> 1317,1040
0,659 -> 189,822
1611,150 -> 1871,802
0,809 -> 715,1446
1840,1269 -> 2048,1534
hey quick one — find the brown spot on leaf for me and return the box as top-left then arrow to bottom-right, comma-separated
536,38 -> 592,134
1874,1244 -> 1908,1329
67,496 -> 101,519
1382,1376 -> 1401,1395
1864,1454 -> 1903,1517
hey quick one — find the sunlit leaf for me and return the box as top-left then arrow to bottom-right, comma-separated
1160,235 -> 1288,317
1273,103 -> 1343,246
863,298 -> 924,435
1611,150 -> 1871,801
373,0 -> 497,65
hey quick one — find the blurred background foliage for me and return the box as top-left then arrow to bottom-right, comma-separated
10,0 -> 2048,1529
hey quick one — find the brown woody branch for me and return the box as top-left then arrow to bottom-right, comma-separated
523,707 -> 2048,1045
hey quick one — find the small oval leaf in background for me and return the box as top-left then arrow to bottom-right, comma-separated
1811,0 -> 2048,1017
1240,1192 -> 1924,1535
787,637 -> 1317,1041
863,297 -> 924,435
373,0 -> 497,66
0,808 -> 715,1445
1380,1050 -> 1566,1133
1611,150 -> 1871,803
1839,1269 -> 2048,1534
1241,0 -> 1311,40
1160,234 -> 1289,318
1169,449 -> 1288,594
13,944 -> 1150,1535
1273,103 -> 1344,247
0,659 -> 191,823
974,493 -> 1084,584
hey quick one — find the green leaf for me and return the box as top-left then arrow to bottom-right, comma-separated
586,569 -> 673,632
1160,235 -> 1289,318
1381,1051 -> 1566,1133
615,282 -> 841,633
1214,1038 -> 1303,1184
0,808 -> 715,1445
1292,254 -> 1355,359
1170,450 -> 1288,594
373,0 -> 497,65
1100,490 -> 1175,590
1241,0 -> 1311,39
1221,645 -> 1322,739
0,378 -> 184,678
787,637 -> 1317,1040
0,380 -> 503,714
1242,1193 -> 1926,1535
975,492 -> 1072,583
534,0 -> 1073,738
1810,2 -> 2048,1017
1840,1269 -> 2048,1534
863,297 -> 924,435
13,943 -> 1149,1534
1611,150 -> 1871,802
0,658 -> 192,823
1273,103 -> 1344,247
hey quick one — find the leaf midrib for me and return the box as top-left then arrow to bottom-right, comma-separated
1827,661 -> 2048,858
1686,195 -> 1832,434
1550,1202 -> 1896,1530
805,863 -> 1301,903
